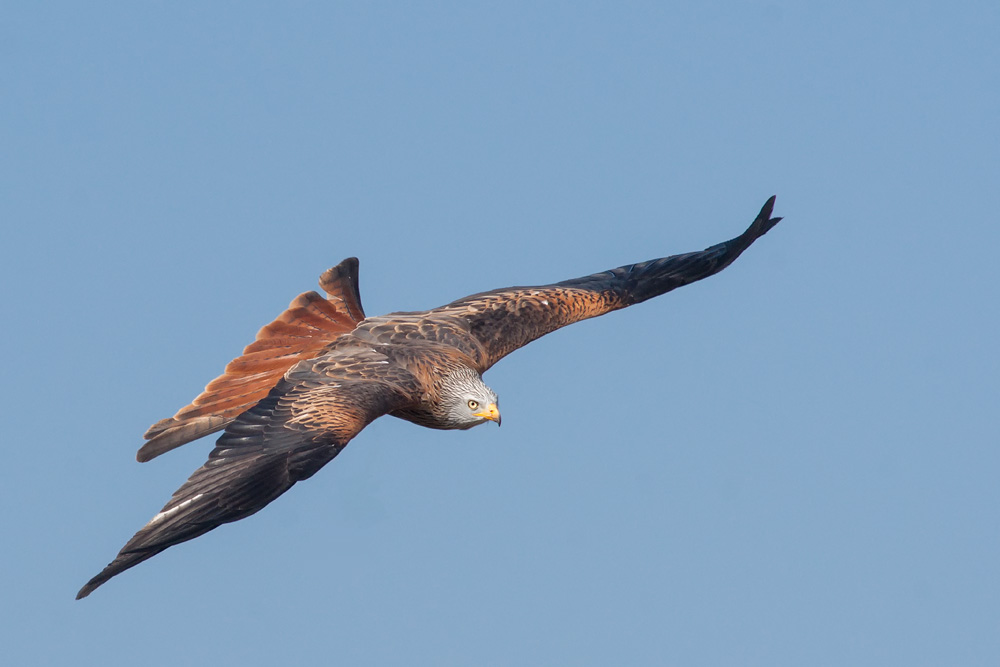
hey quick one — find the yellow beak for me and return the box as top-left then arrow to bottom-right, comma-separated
473,403 -> 501,426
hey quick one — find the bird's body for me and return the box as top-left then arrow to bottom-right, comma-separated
78,197 -> 783,599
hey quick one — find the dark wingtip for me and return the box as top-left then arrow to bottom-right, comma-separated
76,549 -> 151,600
753,195 -> 782,237
76,563 -> 119,599
76,579 -> 99,600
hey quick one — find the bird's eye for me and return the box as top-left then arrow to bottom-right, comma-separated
468,400 -> 479,410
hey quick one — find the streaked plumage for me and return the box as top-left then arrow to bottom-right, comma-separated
78,197 -> 783,599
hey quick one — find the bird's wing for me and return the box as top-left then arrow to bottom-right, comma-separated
79,347 -> 416,599
138,258 -> 366,462
436,197 -> 782,371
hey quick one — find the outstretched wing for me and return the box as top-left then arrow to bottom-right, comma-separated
79,347 -> 416,599
435,196 -> 782,370
138,258 -> 367,462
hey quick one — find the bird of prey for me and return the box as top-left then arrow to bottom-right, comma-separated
77,197 -> 783,599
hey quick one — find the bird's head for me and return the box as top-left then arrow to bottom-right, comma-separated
440,368 -> 500,429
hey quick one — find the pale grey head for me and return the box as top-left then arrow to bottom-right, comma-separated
438,367 -> 501,429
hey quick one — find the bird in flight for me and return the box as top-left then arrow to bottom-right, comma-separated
77,197 -> 783,599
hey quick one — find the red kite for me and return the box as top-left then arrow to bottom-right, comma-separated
77,197 -> 783,598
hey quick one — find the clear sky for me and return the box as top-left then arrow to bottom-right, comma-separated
3,2 -> 998,665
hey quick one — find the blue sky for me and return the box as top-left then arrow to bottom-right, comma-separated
3,2 -> 999,664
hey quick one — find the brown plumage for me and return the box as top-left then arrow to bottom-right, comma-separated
77,197 -> 783,599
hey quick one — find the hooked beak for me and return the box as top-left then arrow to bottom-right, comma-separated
473,402 -> 501,426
